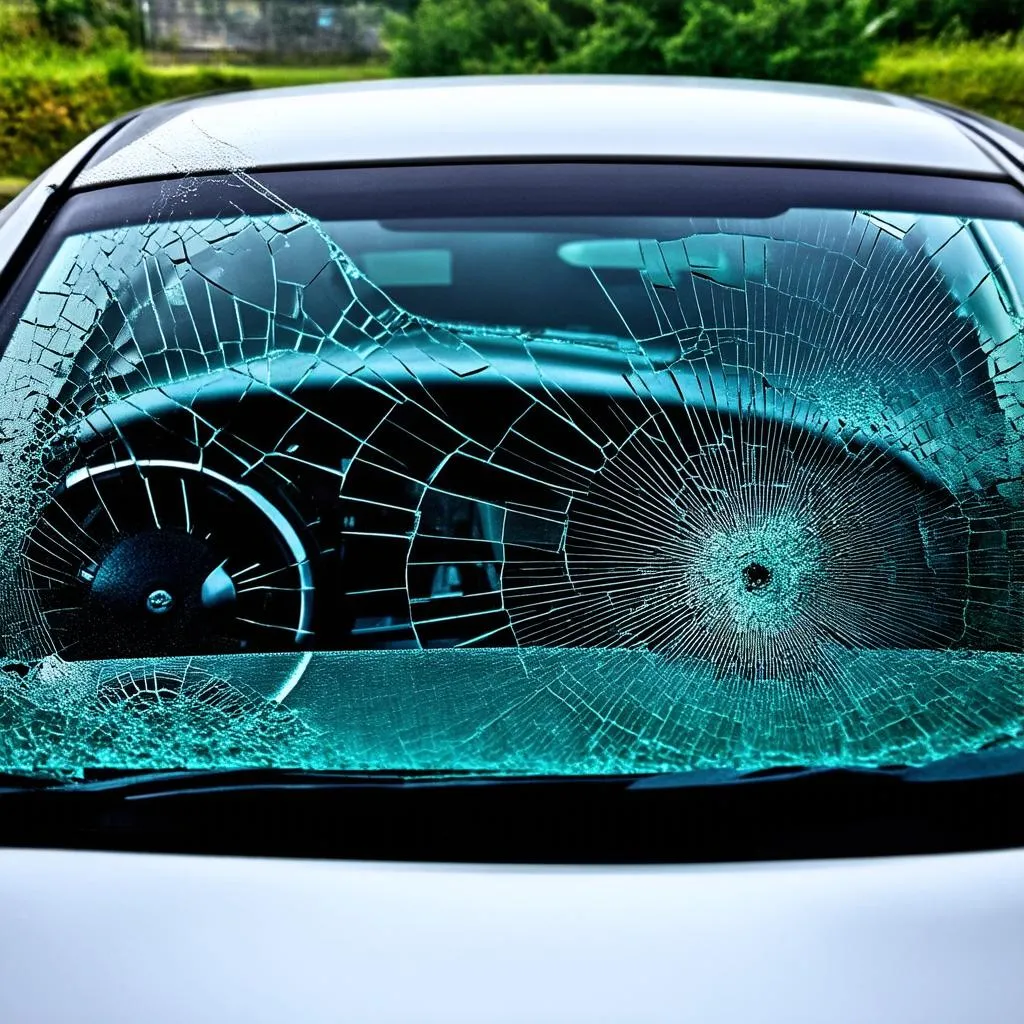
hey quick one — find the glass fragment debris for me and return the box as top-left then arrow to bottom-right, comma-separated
0,165 -> 1020,777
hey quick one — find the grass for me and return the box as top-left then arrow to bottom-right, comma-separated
236,63 -> 390,88
0,47 -> 388,86
114,59 -> 391,91
0,52 -> 391,184
865,39 -> 1024,128
0,176 -> 27,208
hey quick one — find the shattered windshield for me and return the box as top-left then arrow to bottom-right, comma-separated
0,164 -> 1020,780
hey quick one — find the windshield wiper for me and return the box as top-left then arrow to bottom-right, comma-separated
627,765 -> 904,789
629,749 -> 1024,790
0,771 -> 64,794
0,767 -> 515,797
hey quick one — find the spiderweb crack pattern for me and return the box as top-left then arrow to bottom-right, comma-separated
0,161 -> 1020,775
0,657 -> 325,777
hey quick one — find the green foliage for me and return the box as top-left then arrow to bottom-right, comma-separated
0,54 -> 389,181
0,52 -> 250,180
0,178 -> 26,210
5,3 -> 1024,186
32,0 -> 140,47
867,0 -> 1024,44
664,0 -> 877,83
239,63 -> 389,87
386,0 -> 879,82
866,39 -> 1024,128
555,1 -> 667,74
386,0 -> 591,76
0,1 -> 45,46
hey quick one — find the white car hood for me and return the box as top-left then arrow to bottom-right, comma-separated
0,846 -> 1021,1022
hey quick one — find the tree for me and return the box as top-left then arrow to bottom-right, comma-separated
867,0 -> 1024,43
387,0 -> 881,85
32,0 -> 141,47
386,0 -> 592,77
663,0 -> 877,85
556,1 -> 668,74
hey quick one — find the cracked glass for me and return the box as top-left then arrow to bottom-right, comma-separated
0,162 -> 1020,778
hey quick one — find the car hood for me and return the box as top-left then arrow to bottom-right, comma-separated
0,846 -> 1021,1023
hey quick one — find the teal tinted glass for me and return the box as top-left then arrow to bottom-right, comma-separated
0,169 -> 1020,778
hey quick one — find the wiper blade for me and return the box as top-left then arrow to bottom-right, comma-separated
0,764 -> 907,795
4,767 -> 498,798
625,765 -> 888,790
630,751 -> 1024,790
0,765 -> 841,795
0,771 -> 68,794
0,767 -> 636,799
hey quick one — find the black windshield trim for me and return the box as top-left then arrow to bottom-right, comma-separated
57,163 -> 1024,231
1,768 -> 1022,864
6,162 -> 1022,359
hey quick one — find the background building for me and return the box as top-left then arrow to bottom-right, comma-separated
140,0 -> 397,61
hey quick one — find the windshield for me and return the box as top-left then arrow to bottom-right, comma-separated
0,163 -> 1020,782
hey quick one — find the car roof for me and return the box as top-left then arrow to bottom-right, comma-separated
75,75 -> 1004,187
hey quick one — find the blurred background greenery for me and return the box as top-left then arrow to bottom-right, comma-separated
2,0 -> 1024,204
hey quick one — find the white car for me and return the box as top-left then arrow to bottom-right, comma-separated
0,76 -> 1021,1023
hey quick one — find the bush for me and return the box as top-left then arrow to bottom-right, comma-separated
0,51 -> 390,181
32,0 -> 141,48
0,50 -> 254,180
386,0 -> 878,83
555,1 -> 672,75
0,2 -> 44,47
664,0 -> 877,83
386,0 -> 592,76
867,0 -> 1024,44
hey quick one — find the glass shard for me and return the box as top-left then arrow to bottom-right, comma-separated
0,165 -> 1020,777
